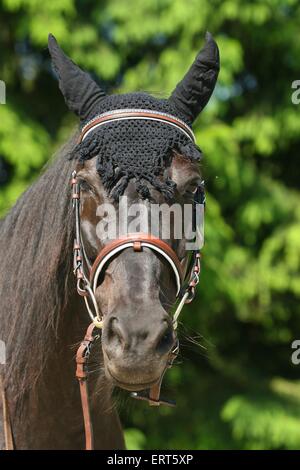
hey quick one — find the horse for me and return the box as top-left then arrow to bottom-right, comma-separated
0,32 -> 219,450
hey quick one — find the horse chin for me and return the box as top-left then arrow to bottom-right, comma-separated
105,365 -> 161,392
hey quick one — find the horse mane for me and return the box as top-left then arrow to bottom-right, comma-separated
0,131 -> 78,399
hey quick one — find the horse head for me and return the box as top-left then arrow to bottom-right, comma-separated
48,33 -> 219,393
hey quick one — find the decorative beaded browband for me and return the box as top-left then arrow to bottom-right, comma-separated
79,109 -> 196,144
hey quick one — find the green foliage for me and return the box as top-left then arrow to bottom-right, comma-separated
124,428 -> 146,450
222,383 -> 300,449
1,0 -> 300,449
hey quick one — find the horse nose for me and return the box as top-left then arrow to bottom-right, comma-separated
104,316 -> 174,357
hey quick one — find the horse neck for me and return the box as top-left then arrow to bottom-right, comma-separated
0,137 -> 123,449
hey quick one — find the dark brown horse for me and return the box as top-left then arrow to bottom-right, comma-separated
0,33 -> 219,449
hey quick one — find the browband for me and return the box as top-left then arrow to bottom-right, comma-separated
79,109 -> 196,143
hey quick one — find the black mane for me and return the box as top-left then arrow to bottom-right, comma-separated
0,133 -> 77,399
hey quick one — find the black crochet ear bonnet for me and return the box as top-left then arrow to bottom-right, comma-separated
48,33 -> 220,200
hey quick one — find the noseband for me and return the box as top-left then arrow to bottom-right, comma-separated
90,234 -> 183,296
72,109 -> 204,450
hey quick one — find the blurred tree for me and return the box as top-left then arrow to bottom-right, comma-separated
0,0 -> 300,449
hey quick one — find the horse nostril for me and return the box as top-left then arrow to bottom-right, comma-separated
155,322 -> 174,354
107,317 -> 126,348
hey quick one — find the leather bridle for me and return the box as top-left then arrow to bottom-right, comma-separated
1,109 -> 204,451
72,109 -> 204,450
72,172 -> 202,329
72,170 -> 204,449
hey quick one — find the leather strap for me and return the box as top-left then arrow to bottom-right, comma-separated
131,341 -> 179,407
148,347 -> 178,406
90,233 -> 184,296
76,323 -> 100,450
79,109 -> 195,144
0,374 -> 14,450
78,379 -> 93,450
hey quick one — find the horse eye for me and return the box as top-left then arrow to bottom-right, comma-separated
184,181 -> 199,197
79,179 -> 93,193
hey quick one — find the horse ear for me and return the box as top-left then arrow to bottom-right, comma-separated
48,34 -> 106,121
169,32 -> 220,124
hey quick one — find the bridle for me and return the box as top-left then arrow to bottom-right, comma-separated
72,109 -> 204,450
72,172 -> 201,324
1,109 -> 204,451
73,108 -> 202,323
72,176 -> 203,450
